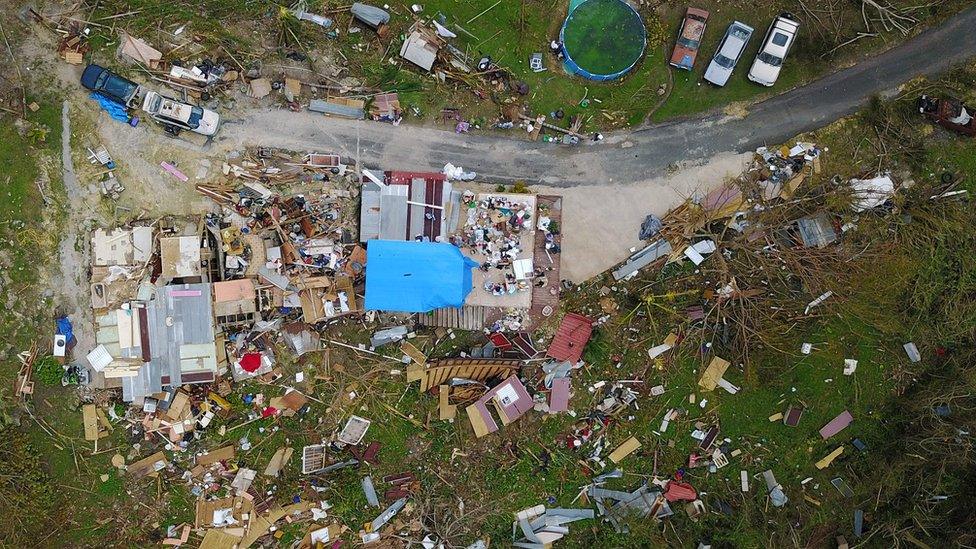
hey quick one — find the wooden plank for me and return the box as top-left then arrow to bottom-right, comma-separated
438,385 -> 457,420
466,403 -> 491,438
401,340 -> 427,366
82,404 -> 100,441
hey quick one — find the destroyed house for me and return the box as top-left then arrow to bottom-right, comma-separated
91,226 -> 155,311
160,235 -> 205,281
359,170 -> 460,242
399,24 -> 442,71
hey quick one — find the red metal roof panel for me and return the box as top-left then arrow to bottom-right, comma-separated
547,312 -> 593,363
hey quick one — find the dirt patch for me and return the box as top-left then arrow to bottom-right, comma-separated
536,152 -> 751,282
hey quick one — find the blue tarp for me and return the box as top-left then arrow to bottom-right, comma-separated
364,240 -> 479,313
90,92 -> 130,123
56,316 -> 76,346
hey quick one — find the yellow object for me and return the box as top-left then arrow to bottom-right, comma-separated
699,356 -> 730,392
609,436 -> 642,463
815,446 -> 844,470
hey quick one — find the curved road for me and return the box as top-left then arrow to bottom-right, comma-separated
223,5 -> 976,186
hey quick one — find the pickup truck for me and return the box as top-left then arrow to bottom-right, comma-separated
141,91 -> 221,137
670,8 -> 710,71
81,64 -> 142,107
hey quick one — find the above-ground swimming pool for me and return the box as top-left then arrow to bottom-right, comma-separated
560,0 -> 647,81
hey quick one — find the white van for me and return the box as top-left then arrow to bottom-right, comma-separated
748,14 -> 800,87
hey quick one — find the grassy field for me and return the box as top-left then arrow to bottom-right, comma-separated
0,94 -> 81,544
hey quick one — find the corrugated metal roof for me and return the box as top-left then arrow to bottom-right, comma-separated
308,99 -> 365,119
547,313 -> 593,363
379,186 -> 408,240
148,283 -> 217,388
359,181 -> 382,242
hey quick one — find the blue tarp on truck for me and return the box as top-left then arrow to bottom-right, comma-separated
364,240 -> 478,313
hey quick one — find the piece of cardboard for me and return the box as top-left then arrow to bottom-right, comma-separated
199,529 -> 242,549
197,445 -> 235,466
608,436 -> 641,463
128,451 -> 167,479
166,391 -> 190,421
264,447 -> 294,477
698,356 -> 730,392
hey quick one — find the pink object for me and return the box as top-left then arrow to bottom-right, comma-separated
550,378 -> 571,412
819,410 -> 854,439
168,289 -> 202,297
664,480 -> 698,502
161,161 -> 189,182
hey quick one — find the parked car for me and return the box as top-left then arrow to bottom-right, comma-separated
703,21 -> 754,87
80,64 -> 140,106
748,14 -> 799,86
141,91 -> 221,137
670,8 -> 710,71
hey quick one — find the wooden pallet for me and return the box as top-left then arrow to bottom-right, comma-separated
419,305 -> 487,331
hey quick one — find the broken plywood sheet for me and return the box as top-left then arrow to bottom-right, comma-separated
240,501 -> 313,547
119,32 -> 162,67
550,377 -> 571,413
815,446 -> 844,470
698,356 -> 730,392
465,402 -> 492,438
82,404 -> 104,441
438,385 -> 457,421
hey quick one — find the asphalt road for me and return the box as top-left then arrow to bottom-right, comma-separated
223,6 -> 976,186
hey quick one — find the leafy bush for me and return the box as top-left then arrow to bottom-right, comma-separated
33,355 -> 63,386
